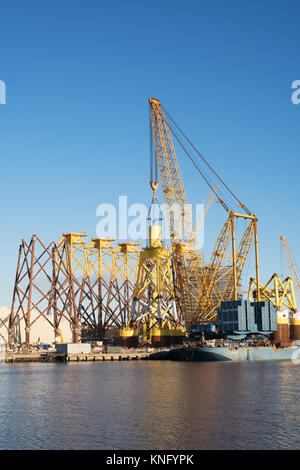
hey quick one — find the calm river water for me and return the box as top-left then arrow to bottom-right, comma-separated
0,360 -> 299,450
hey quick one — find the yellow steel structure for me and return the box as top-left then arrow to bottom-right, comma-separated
81,237 -> 115,336
55,234 -> 141,340
280,235 -> 300,303
86,238 -> 115,279
201,212 -> 258,320
53,232 -> 89,342
248,273 -> 297,312
59,232 -> 89,276
80,238 -> 140,336
130,223 -> 180,344
149,98 -> 260,326
110,242 -> 140,328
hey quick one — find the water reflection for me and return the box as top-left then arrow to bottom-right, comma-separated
0,361 -> 299,449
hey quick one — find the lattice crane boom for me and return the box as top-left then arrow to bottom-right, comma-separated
149,98 -> 203,253
149,98 -> 205,326
149,97 -> 260,325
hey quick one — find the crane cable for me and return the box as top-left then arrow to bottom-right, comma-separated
150,108 -> 154,182
167,120 -> 230,211
167,117 -> 241,213
164,119 -> 237,213
149,105 -> 158,183
162,105 -> 253,216
150,101 -> 235,213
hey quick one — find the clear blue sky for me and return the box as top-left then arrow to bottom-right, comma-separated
0,0 -> 300,306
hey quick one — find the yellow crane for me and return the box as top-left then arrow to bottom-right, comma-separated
149,98 -> 205,326
58,329 -> 64,344
280,235 -> 300,302
149,97 -> 260,326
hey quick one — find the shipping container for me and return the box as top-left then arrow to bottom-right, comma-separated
56,343 -> 91,354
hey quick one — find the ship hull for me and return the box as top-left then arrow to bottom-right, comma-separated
168,346 -> 298,362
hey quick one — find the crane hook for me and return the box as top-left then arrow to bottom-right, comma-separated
150,180 -> 159,199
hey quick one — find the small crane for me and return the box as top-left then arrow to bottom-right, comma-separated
280,235 -> 300,302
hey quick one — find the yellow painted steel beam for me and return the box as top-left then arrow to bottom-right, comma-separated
248,274 -> 297,312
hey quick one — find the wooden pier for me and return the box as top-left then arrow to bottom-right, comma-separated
5,351 -> 154,363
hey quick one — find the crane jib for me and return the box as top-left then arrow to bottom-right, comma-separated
148,97 -> 260,325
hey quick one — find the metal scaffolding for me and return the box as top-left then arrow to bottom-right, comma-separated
8,234 -> 140,347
